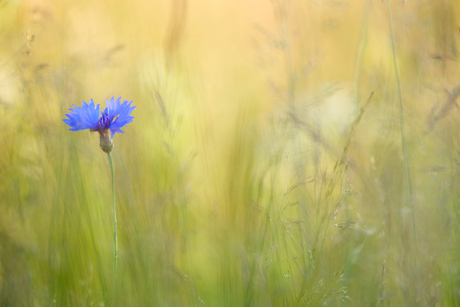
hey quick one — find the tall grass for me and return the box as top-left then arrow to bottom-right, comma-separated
1,0 -> 460,306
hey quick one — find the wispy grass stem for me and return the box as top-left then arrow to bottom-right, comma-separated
387,0 -> 418,273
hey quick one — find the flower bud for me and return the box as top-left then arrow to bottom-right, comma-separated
98,129 -> 114,153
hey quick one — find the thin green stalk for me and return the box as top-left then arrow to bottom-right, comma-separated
258,158 -> 289,307
107,152 -> 118,301
314,193 -> 343,270
387,0 -> 418,272
258,195 -> 285,307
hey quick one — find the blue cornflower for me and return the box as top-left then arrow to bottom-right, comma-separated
64,97 -> 135,152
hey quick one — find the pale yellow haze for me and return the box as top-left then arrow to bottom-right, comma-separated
0,0 -> 459,305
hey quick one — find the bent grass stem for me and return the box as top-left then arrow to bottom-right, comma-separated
387,0 -> 418,269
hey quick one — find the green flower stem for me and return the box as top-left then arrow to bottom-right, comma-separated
107,152 -> 118,291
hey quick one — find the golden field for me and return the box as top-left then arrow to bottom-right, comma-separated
0,0 -> 460,306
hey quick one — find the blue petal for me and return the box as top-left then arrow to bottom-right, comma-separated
63,100 -> 100,131
105,97 -> 136,137
109,127 -> 125,138
105,97 -> 121,116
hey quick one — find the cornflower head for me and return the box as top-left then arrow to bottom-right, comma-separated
63,97 -> 135,153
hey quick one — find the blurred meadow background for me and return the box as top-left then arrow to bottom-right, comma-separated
1,0 -> 460,306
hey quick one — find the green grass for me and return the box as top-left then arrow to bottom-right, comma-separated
1,0 -> 460,306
